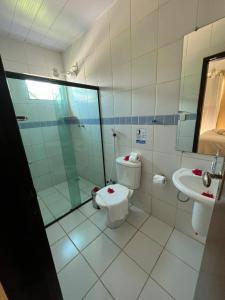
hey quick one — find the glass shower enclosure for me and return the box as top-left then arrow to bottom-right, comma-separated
6,72 -> 105,226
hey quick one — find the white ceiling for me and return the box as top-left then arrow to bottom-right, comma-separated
0,0 -> 114,51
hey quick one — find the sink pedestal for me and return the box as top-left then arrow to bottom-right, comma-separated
192,202 -> 213,236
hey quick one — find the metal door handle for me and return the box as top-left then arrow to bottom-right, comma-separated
16,116 -> 28,121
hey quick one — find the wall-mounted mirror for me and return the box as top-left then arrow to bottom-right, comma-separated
176,17 -> 225,156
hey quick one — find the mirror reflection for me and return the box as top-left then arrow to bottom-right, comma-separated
197,57 -> 225,156
176,17 -> 225,156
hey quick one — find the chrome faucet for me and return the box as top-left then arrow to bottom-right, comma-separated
211,151 -> 219,174
202,152 -> 222,187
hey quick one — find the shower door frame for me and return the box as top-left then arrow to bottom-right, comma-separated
0,58 -> 63,300
6,71 -> 106,227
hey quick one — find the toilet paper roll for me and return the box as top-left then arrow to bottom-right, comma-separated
153,174 -> 167,184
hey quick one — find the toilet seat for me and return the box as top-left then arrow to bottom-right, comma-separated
96,184 -> 129,207
96,184 -> 130,228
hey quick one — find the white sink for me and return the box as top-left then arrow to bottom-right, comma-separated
172,168 -> 218,207
172,168 -> 219,236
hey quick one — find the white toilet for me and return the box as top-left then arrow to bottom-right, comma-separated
96,156 -> 141,228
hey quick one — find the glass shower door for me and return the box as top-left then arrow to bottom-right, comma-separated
7,77 -> 81,225
66,86 -> 105,201
53,84 -> 81,209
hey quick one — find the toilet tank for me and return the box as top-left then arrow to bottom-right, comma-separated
116,156 -> 141,189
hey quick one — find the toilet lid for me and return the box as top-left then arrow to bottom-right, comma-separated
96,184 -> 129,207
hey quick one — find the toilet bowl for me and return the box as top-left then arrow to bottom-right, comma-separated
96,156 -> 141,228
95,184 -> 134,228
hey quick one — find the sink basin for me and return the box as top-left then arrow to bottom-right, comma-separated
172,168 -> 218,208
172,168 -> 219,237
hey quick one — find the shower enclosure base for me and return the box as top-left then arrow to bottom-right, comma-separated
37,177 -> 96,225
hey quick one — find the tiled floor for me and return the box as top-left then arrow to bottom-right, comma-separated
38,177 -> 96,225
46,202 -> 205,300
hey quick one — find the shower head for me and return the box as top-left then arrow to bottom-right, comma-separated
52,63 -> 79,78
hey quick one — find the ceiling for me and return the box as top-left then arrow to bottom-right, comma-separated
0,0 -> 114,51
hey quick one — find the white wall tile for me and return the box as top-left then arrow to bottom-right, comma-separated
157,40 -> 183,83
38,103 -> 57,121
197,0 -> 225,28
7,78 -> 29,102
42,127 -> 60,143
0,36 -> 27,63
181,153 -> 224,174
26,43 -> 47,66
156,80 -> 180,115
30,158 -> 50,178
115,125 -> 132,147
152,179 -> 178,207
102,125 -> 115,145
112,62 -> 131,90
152,151 -> 180,207
132,190 -> 151,213
132,84 -> 156,116
116,145 -> 132,157
152,197 -> 177,226
133,148 -> 153,174
109,0 -> 130,38
100,89 -> 114,117
34,173 -> 53,191
158,0 -> 198,47
153,151 -> 181,177
111,29 -> 131,67
132,51 -> 157,88
158,0 -> 170,7
1,36 -> 64,78
114,90 -> 131,116
131,11 -> 157,58
138,171 -> 152,195
26,144 -> 46,162
21,128 -> 43,146
153,125 -> 178,154
3,59 -> 28,73
60,0 -> 225,229
186,25 -> 212,56
211,17 -> 225,48
131,0 -> 158,24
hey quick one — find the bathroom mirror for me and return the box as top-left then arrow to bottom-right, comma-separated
176,17 -> 225,156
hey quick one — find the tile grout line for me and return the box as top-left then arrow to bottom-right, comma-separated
48,206 -> 98,251
69,204 -> 146,298
56,211 -> 201,276
57,206 -> 118,299
48,203 -> 201,299
54,210 -> 158,272
164,228 -> 204,271
98,217 -> 170,299
80,245 -> 119,300
129,220 -> 175,299
136,227 -> 176,300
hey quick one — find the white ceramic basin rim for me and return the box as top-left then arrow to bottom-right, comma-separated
172,168 -> 218,208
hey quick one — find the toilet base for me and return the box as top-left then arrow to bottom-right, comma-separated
106,212 -> 128,229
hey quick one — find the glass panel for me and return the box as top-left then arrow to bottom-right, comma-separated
66,86 -> 105,200
53,84 -> 81,208
7,77 -> 105,226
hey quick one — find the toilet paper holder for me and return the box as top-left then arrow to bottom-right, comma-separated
153,174 -> 167,184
